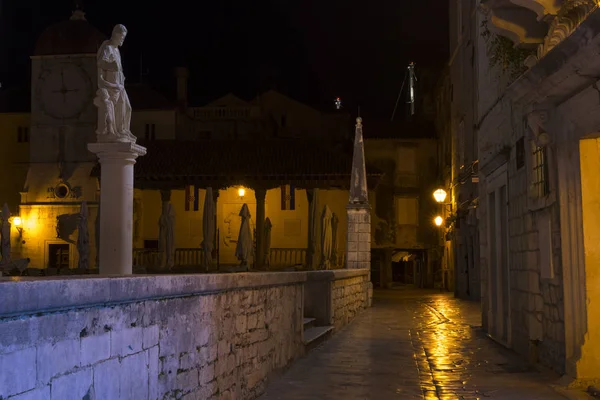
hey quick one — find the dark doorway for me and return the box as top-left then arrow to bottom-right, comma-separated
392,260 -> 415,284
48,244 -> 70,269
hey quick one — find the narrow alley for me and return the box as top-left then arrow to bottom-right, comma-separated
262,289 -> 586,400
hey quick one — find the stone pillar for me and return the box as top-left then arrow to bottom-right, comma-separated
255,188 -> 266,268
88,142 -> 146,274
159,189 -> 172,269
381,248 -> 393,288
346,117 -> 371,269
306,188 -> 320,269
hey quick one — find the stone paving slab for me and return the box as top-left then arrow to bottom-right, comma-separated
262,289 -> 590,400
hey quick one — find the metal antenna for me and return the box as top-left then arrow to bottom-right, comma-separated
407,62 -> 417,117
391,68 -> 408,122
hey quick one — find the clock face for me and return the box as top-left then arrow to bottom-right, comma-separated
37,64 -> 92,119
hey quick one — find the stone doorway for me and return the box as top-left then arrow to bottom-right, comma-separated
486,163 -> 511,347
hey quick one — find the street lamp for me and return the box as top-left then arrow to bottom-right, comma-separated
433,188 -> 447,204
434,216 -> 443,227
238,187 -> 246,199
12,216 -> 23,240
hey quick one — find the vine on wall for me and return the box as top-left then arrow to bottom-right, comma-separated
480,18 -> 535,80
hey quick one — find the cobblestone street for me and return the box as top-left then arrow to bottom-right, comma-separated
262,289 -> 589,400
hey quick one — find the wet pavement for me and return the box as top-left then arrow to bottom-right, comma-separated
262,289 -> 589,400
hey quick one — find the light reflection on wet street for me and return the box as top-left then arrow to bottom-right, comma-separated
262,289 -> 582,400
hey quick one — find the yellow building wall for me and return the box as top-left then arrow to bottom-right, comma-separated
137,186 -> 350,266
15,204 -> 98,269
0,113 -> 30,212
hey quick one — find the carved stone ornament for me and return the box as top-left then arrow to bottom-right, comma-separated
527,109 -> 549,134
539,0 -> 599,58
94,24 -> 136,144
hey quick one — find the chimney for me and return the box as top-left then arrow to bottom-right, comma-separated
175,67 -> 189,108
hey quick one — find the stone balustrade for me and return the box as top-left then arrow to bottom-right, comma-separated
0,269 -> 371,400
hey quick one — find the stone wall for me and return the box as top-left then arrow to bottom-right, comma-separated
346,207 -> 371,269
505,128 -> 565,371
0,273 -> 306,400
303,269 -> 372,331
331,272 -> 373,331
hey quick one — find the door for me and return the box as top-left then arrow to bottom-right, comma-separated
48,244 -> 70,269
486,164 -> 511,346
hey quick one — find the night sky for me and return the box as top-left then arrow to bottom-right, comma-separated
1,0 -> 448,119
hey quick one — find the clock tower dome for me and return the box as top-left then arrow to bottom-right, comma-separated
30,9 -> 105,166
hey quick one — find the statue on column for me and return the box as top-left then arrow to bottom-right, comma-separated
94,24 -> 136,143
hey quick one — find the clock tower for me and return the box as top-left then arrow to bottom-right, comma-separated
20,8 -> 106,268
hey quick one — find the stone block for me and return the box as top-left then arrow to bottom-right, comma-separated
143,325 -> 159,350
50,368 -> 92,400
0,347 -> 36,397
37,338 -> 80,384
175,368 -> 198,391
120,351 -> 149,400
217,371 -> 236,393
9,386 -> 51,400
358,241 -> 370,252
235,315 -> 248,333
200,363 -> 215,384
93,358 -> 120,400
148,346 -> 159,400
81,333 -> 110,366
199,344 -> 218,364
0,318 -> 37,356
347,232 -> 358,243
110,327 -> 143,357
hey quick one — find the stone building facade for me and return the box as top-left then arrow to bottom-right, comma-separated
450,0 -> 600,383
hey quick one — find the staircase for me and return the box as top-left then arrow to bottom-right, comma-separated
303,317 -> 333,351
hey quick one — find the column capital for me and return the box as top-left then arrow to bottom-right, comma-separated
254,188 -> 267,202
88,142 -> 147,165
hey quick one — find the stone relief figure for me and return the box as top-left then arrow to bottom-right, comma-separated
93,88 -> 116,136
94,24 -> 136,143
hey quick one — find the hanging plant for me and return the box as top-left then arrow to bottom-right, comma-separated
480,18 -> 535,81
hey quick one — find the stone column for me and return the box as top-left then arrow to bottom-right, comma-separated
255,188 -> 266,268
346,117 -> 371,269
159,189 -> 172,269
306,188 -> 319,269
381,248 -> 393,288
212,188 -> 220,268
88,142 -> 146,274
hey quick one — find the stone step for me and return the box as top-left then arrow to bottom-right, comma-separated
303,325 -> 334,350
303,317 -> 316,330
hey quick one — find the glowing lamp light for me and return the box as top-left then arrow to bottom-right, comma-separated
238,187 -> 246,198
12,217 -> 22,227
433,189 -> 447,204
434,216 -> 444,227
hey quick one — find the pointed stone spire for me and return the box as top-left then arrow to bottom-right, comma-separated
348,117 -> 369,205
345,117 -> 371,270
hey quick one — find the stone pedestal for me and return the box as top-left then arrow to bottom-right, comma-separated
88,141 -> 146,274
346,205 -> 371,269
